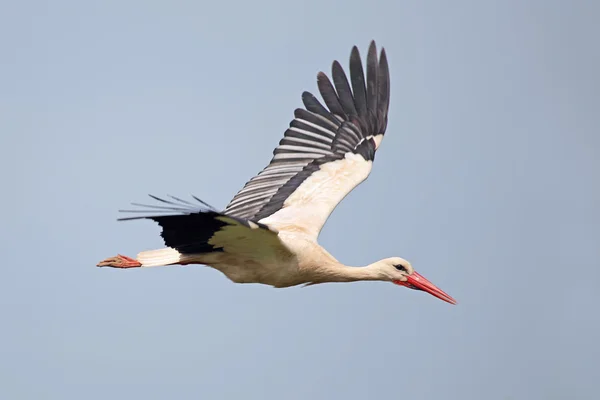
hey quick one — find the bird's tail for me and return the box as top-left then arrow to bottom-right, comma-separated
136,247 -> 183,267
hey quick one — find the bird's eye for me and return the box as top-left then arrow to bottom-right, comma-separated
394,264 -> 407,272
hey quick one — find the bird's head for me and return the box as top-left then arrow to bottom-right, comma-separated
376,257 -> 456,305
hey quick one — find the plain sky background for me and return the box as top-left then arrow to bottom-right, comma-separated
1,0 -> 599,399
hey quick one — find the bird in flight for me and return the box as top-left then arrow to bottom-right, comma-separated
98,41 -> 456,305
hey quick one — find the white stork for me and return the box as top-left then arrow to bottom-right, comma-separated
98,41 -> 456,305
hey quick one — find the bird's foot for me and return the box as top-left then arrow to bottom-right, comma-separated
97,254 -> 142,268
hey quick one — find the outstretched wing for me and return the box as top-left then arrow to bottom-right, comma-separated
224,41 -> 390,239
118,195 -> 292,261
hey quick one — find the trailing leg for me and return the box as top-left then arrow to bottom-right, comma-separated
97,254 -> 142,268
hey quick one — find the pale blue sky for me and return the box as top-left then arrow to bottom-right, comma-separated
1,1 -> 599,399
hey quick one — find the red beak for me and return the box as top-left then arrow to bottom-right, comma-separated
393,271 -> 457,305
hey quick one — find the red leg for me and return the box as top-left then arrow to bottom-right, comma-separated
97,254 -> 142,268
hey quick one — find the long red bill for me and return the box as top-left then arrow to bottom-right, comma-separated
393,271 -> 457,305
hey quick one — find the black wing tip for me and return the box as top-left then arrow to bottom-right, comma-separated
301,91 -> 320,105
331,60 -> 344,72
350,39 -> 386,62
350,41 -> 389,130
368,40 -> 378,54
379,46 -> 387,60
307,41 -> 390,137
364,40 -> 381,53
316,71 -> 329,84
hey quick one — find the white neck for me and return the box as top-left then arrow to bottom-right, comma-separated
308,262 -> 384,284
